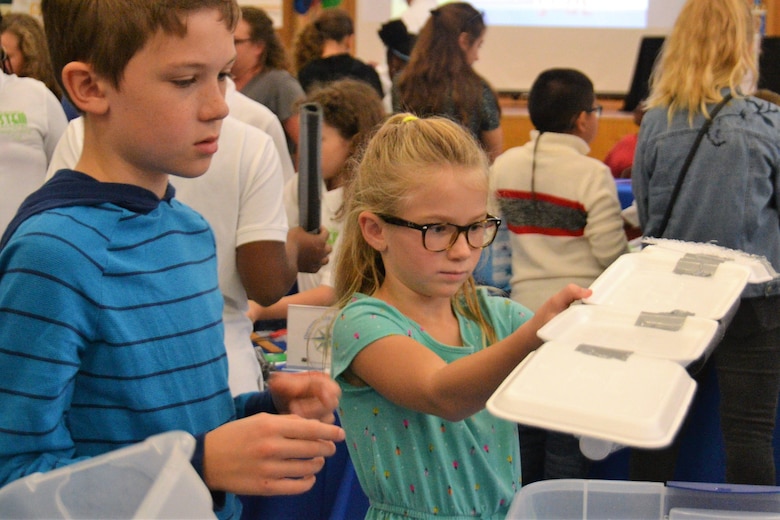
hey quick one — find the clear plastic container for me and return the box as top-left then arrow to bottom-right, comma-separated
0,431 -> 214,519
669,507 -> 780,519
507,479 -> 780,520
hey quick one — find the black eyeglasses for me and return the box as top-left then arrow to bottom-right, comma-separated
379,214 -> 501,252
585,105 -> 603,117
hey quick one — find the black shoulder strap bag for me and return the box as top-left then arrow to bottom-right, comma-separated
655,93 -> 733,237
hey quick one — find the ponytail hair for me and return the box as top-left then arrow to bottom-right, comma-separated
396,2 -> 489,129
334,114 -> 498,346
293,8 -> 354,73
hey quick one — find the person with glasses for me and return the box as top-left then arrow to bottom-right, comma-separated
232,6 -> 304,158
329,113 -> 590,519
489,68 -> 629,486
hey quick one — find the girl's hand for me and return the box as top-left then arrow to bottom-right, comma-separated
531,284 -> 592,332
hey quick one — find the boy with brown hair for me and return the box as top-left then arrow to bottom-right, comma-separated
0,1 -> 343,517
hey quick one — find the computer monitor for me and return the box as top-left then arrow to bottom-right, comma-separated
623,36 -> 780,112
622,36 -> 665,112
758,36 -> 780,95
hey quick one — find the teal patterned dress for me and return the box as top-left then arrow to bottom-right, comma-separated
331,291 -> 533,519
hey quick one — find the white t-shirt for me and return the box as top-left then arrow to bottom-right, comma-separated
284,177 -> 344,292
226,77 -> 295,183
1,72 -> 67,234
47,116 -> 288,396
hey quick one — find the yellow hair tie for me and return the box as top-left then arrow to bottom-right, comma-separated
402,115 -> 418,123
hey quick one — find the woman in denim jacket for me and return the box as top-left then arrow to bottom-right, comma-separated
632,0 -> 780,485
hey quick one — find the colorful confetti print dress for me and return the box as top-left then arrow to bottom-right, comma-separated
331,291 -> 533,519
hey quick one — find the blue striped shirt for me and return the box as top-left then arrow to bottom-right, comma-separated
0,173 -> 247,518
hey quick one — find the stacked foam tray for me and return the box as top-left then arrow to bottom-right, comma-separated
487,241 -> 775,451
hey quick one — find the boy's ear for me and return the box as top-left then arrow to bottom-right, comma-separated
358,211 -> 388,252
61,61 -> 110,115
572,110 -> 588,136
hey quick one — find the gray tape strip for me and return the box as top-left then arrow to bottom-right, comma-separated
635,310 -> 693,331
575,344 -> 632,361
674,253 -> 727,277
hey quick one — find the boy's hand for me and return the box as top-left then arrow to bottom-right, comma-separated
268,371 -> 341,424
288,226 -> 331,273
204,413 -> 345,496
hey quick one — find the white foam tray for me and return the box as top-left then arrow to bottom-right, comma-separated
642,240 -> 779,283
487,340 -> 697,448
584,250 -> 751,320
537,304 -> 719,366
488,246 -> 751,448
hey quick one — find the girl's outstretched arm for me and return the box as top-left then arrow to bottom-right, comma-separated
347,284 -> 591,422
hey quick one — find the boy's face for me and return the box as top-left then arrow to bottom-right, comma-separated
581,104 -> 600,145
102,8 -> 235,184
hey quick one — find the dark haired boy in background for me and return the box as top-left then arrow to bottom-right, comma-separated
489,67 -> 628,485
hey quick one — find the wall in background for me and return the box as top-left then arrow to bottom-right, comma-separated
274,0 -> 780,96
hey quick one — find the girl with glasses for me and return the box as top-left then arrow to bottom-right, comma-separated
329,114 -> 589,519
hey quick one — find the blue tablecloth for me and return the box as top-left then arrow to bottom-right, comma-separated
589,361 -> 780,484
615,178 -> 634,210
239,415 -> 369,520
241,367 -> 780,520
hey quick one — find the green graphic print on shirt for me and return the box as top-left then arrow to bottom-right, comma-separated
0,111 -> 29,141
